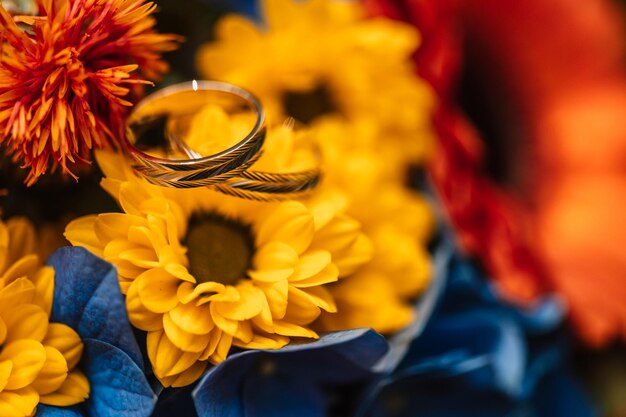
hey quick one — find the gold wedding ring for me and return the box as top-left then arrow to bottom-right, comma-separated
123,81 -> 320,200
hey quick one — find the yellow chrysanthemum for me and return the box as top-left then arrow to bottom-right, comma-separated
65,111 -> 372,387
196,0 -> 438,333
0,217 -> 89,417
308,119 -> 435,333
196,0 -> 435,163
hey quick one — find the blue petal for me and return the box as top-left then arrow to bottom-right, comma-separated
81,339 -> 156,417
509,295 -> 565,335
47,246 -> 143,369
36,405 -> 84,417
193,329 -> 388,417
243,374 -> 324,417
532,370 -> 597,417
400,311 -> 526,397
192,354 -> 254,417
443,255 -> 565,335
364,375 -> 517,417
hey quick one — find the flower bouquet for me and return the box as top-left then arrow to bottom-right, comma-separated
0,0 -> 624,416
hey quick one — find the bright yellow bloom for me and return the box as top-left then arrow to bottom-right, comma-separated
196,0 -> 435,163
196,0 -> 438,333
310,119 -> 435,333
65,113 -> 372,387
0,217 -> 89,417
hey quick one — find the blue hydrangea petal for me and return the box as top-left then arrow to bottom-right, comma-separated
399,311 -> 526,397
532,370 -> 597,417
36,405 -> 84,417
243,374 -> 324,417
192,353 -> 255,417
365,374 -> 516,417
81,339 -> 156,417
443,255 -> 565,335
47,246 -> 144,369
193,329 -> 388,417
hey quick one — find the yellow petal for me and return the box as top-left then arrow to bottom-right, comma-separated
169,303 -> 214,335
256,201 -> 314,255
213,283 -> 264,321
1,255 -> 39,286
162,314 -> 212,353
42,323 -> 83,371
161,360 -> 208,388
291,263 -> 338,288
39,369 -> 89,406
0,339 -> 47,390
234,320 -> 253,344
30,346 -> 68,395
257,280 -> 288,319
136,268 -> 181,314
289,250 -> 331,281
199,285 -> 240,305
31,266 -> 54,316
289,285 -> 337,313
118,182 -> 155,216
308,190 -> 348,231
3,304 -> 48,343
272,321 -> 318,339
233,333 -> 289,350
95,213 -> 147,243
147,330 -> 202,380
6,217 -> 36,265
208,332 -> 233,364
164,263 -> 195,283
0,277 -> 36,315
126,279 -> 164,331
209,303 -> 239,336
249,241 -> 297,283
331,234 -> 373,277
95,150 -> 133,183
215,15 -> 261,43
64,216 -> 104,257
0,387 -> 39,417
0,360 -> 12,391
0,316 -> 6,347
198,329 -> 223,361
177,281 -> 224,304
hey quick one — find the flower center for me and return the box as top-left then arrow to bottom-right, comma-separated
283,84 -> 339,124
184,213 -> 254,286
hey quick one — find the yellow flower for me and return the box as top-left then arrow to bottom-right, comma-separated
0,217 -> 89,417
195,0 -> 439,333
196,0 -> 435,163
308,119 -> 435,333
65,114 -> 372,387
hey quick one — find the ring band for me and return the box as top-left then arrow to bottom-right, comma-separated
124,80 -> 265,181
123,80 -> 321,199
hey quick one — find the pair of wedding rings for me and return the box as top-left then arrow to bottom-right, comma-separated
122,81 -> 320,200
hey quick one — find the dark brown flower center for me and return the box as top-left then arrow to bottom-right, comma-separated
282,84 -> 339,124
184,213 -> 254,286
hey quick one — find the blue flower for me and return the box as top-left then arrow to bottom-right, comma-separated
191,329 -> 389,417
358,253 -> 596,417
36,247 -> 156,417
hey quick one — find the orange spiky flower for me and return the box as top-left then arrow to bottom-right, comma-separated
0,0 -> 181,185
